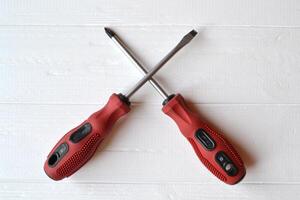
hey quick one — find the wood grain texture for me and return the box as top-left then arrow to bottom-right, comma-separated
1,26 -> 300,104
1,0 -> 300,199
0,103 -> 299,183
1,183 -> 300,200
0,0 -> 299,26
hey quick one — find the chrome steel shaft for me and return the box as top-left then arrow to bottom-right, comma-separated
105,28 -> 197,99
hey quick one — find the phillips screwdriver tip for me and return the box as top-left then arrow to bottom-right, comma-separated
190,30 -> 198,37
104,27 -> 115,38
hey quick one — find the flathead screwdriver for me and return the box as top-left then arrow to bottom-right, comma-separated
106,28 -> 246,185
44,29 -> 197,180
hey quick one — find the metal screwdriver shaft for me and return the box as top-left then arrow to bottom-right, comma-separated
105,28 -> 197,99
104,28 -> 246,185
44,28 -> 200,181
105,28 -> 169,99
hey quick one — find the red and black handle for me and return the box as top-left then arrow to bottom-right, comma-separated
162,94 -> 246,185
44,92 -> 246,184
44,94 -> 130,180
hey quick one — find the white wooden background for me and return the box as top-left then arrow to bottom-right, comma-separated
1,0 -> 300,199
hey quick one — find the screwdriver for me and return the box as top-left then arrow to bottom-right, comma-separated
106,28 -> 246,185
44,29 -> 197,181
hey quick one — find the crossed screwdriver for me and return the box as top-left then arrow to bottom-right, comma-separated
44,28 -> 246,185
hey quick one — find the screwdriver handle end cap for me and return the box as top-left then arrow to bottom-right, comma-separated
44,93 -> 130,180
162,94 -> 246,185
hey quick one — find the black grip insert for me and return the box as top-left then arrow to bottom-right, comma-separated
70,123 -> 92,143
215,151 -> 238,176
195,129 -> 216,150
48,143 -> 69,167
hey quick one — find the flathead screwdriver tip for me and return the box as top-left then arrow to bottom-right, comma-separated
104,27 -> 115,38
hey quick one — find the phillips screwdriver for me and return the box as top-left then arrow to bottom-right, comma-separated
105,28 -> 246,185
44,29 -> 197,181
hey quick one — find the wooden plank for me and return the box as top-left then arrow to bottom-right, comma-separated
0,182 -> 299,200
0,0 -> 299,26
1,0 -> 299,198
1,26 -> 300,104
0,103 -> 299,183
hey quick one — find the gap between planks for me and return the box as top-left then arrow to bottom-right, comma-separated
1,24 -> 300,28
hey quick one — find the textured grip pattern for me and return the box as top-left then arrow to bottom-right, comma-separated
202,123 -> 244,168
162,94 -> 246,185
57,134 -> 102,177
44,94 -> 130,180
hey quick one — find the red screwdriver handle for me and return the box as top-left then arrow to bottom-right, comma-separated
44,93 -> 130,180
162,94 -> 246,185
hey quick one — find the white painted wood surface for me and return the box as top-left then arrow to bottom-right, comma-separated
1,0 -> 300,199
